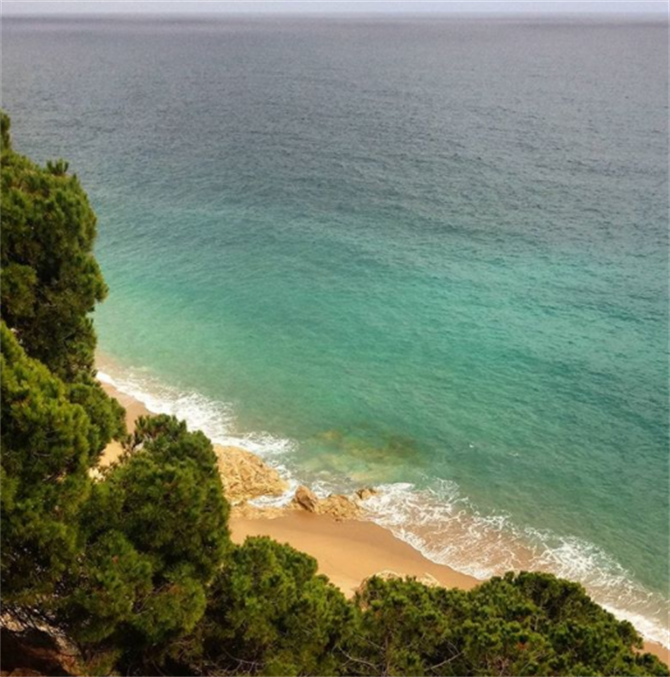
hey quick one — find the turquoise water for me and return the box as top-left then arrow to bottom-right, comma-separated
3,16 -> 668,645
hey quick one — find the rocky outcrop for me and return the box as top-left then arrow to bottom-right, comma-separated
318,494 -> 362,520
0,627 -> 79,676
364,570 -> 403,584
230,502 -> 286,520
293,485 -> 319,512
232,483 -> 376,521
420,573 -> 441,587
290,486 -> 364,520
215,445 -> 288,504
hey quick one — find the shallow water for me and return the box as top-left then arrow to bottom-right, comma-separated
3,15 -> 668,646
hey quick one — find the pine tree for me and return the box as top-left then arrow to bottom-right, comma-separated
0,111 -> 125,455
1,322 -> 95,614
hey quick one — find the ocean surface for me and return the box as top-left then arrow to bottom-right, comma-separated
3,15 -> 668,646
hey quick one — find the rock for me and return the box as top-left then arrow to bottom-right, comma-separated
293,485 -> 319,512
371,570 -> 403,582
0,627 -> 79,676
317,429 -> 343,443
355,487 -> 378,501
319,494 -> 362,521
215,446 -> 288,504
356,570 -> 442,596
291,488 -> 365,520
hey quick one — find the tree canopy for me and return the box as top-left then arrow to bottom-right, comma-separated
343,573 -> 668,677
0,110 -> 125,451
189,536 -> 353,676
56,414 -> 230,674
1,123 -> 104,381
1,321 -> 96,611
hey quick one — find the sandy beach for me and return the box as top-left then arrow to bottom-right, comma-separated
98,378 -> 669,664
231,512 -> 478,596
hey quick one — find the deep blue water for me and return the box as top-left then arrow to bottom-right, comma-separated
3,16 -> 668,644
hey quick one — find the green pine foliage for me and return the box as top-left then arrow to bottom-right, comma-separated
187,537 -> 353,676
57,414 -> 230,673
1,112 -> 105,381
1,110 -> 11,150
343,574 -> 669,676
0,110 -> 125,453
0,322 -> 96,612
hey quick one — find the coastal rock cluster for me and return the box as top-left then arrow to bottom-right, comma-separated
290,485 -> 380,520
215,445 -> 378,521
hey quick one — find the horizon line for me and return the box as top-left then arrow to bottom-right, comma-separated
3,11 -> 668,20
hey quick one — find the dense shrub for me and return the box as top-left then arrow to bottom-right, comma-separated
186,537 -> 353,676
343,574 -> 668,676
1,322 -> 96,612
57,414 -> 230,673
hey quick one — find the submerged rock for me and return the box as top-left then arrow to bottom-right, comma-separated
355,486 -> 378,502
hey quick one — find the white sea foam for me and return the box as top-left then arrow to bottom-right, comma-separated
98,366 -> 669,650
362,480 -> 670,649
97,367 -> 296,476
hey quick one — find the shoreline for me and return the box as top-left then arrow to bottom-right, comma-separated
231,512 -> 479,597
97,377 -> 669,664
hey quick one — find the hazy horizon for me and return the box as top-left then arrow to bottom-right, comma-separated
2,0 -> 668,19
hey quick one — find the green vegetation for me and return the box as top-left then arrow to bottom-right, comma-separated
57,414 -> 231,672
0,111 -> 125,456
344,573 -> 666,676
1,322 -> 98,610
1,111 -> 105,381
190,536 -> 353,676
1,111 -> 667,676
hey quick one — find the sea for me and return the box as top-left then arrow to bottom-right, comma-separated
2,14 -> 668,647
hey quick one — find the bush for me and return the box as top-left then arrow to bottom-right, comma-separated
1,322 -> 95,612
189,537 -> 353,676
58,415 -> 230,673
342,573 -> 668,676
